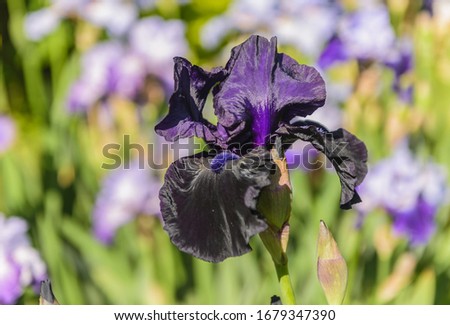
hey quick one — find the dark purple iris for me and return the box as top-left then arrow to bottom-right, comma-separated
155,35 -> 367,263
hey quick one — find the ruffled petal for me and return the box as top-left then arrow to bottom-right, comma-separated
274,53 -> 327,122
159,147 -> 272,262
155,57 -> 227,145
213,36 -> 277,146
275,121 -> 368,209
213,35 -> 326,146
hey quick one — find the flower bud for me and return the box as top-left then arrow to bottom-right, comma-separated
317,220 -> 348,305
257,149 -> 292,265
257,149 -> 292,230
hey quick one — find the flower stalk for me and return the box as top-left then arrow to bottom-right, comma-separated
258,149 -> 296,304
275,261 -> 296,305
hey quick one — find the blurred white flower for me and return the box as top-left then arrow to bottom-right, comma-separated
24,0 -> 141,40
201,0 -> 340,58
24,8 -> 61,41
93,162 -> 162,244
83,0 -> 138,36
130,17 -> 188,87
0,214 -> 47,304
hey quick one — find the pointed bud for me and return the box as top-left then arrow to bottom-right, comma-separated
317,220 -> 348,305
39,279 -> 59,305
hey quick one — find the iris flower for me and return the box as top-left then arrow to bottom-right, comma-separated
0,214 -> 47,304
317,4 -> 414,102
92,161 -> 162,244
67,17 -> 188,112
356,142 -> 447,245
155,35 -> 367,263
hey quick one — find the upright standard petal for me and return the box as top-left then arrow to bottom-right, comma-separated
213,35 -> 326,146
159,148 -> 272,262
155,57 -> 227,145
276,121 -> 368,209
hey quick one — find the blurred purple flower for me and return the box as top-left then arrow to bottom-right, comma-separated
384,39 -> 414,102
67,17 -> 187,112
318,3 -> 396,67
318,3 -> 414,101
0,214 -> 47,304
201,0 -> 340,58
24,0 -> 142,40
67,41 -> 124,112
93,163 -> 162,244
357,143 -> 448,245
317,37 -> 348,69
111,52 -> 148,100
422,0 -> 433,14
0,115 -> 16,153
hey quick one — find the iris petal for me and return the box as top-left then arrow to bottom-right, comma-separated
275,121 -> 368,209
274,53 -> 328,122
213,35 -> 326,146
159,148 -> 272,262
155,57 -> 227,145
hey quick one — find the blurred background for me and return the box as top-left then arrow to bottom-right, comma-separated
1,0 -> 450,305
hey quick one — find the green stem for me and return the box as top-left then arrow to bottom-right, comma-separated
274,261 -> 296,305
